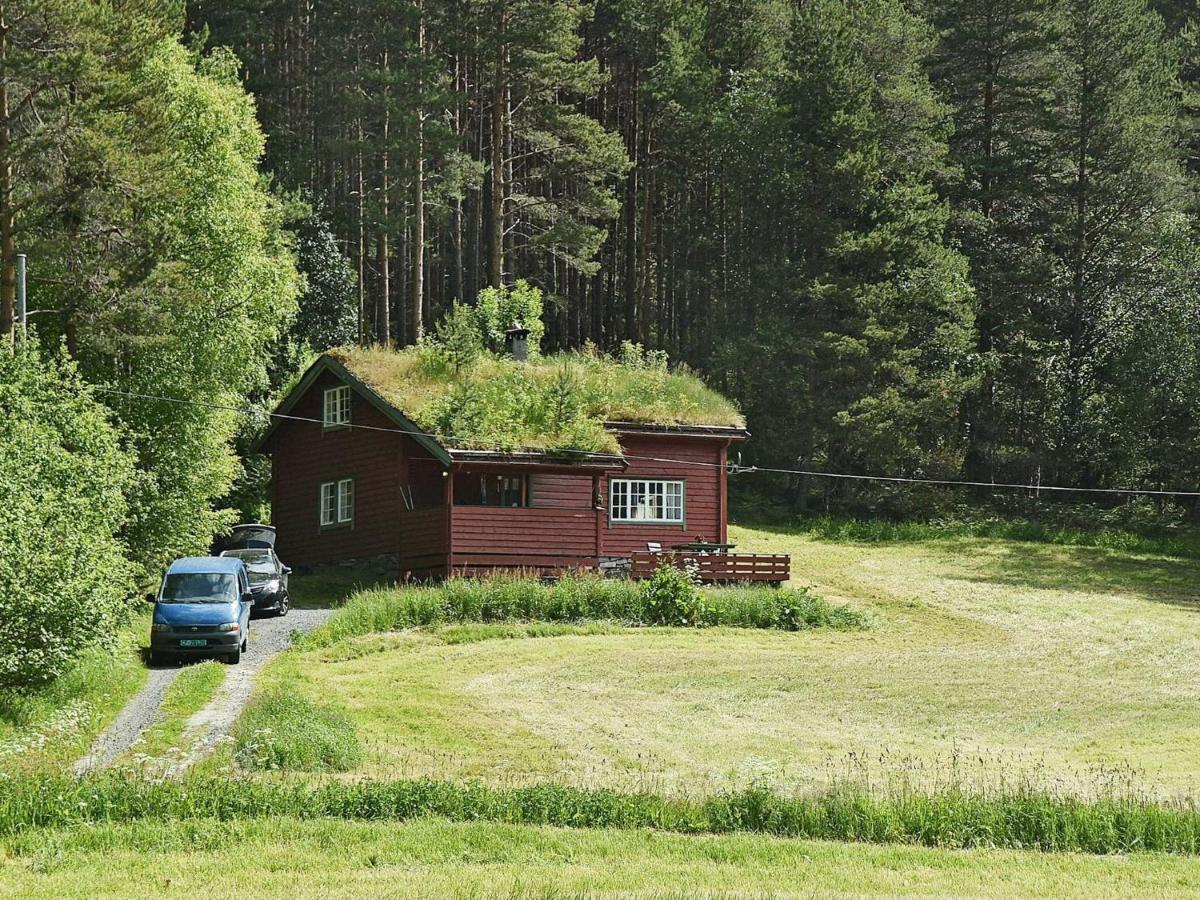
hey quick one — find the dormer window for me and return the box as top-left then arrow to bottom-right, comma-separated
323,386 -> 351,428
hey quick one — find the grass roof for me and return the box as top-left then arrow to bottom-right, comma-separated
330,345 -> 744,454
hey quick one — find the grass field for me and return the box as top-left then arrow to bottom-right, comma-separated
7,522 -> 1200,897
246,522 -> 1200,797
4,818 -> 1200,898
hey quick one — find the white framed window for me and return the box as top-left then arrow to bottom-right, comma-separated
320,479 -> 354,526
610,479 -> 684,524
323,385 -> 351,428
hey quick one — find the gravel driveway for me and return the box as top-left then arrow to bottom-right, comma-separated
74,607 -> 333,776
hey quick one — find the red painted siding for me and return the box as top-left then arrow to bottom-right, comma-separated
530,472 -> 593,508
600,433 -> 727,556
452,506 -> 598,562
270,370 -> 410,567
399,505 -> 448,572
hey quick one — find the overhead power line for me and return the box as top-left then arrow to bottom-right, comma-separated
89,385 -> 1200,498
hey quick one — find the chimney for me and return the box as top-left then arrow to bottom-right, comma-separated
505,323 -> 530,362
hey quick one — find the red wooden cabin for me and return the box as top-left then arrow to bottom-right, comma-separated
257,353 -> 781,580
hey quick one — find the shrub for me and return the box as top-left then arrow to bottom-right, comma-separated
233,689 -> 361,772
0,349 -> 137,688
640,562 -> 706,626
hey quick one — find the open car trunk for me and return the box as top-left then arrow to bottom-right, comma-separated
215,524 -> 277,552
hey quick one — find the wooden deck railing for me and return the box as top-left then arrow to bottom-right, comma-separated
630,551 -> 790,586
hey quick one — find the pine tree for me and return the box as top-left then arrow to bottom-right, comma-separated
1038,0 -> 1194,485
721,0 -> 975,477
925,0 -> 1056,483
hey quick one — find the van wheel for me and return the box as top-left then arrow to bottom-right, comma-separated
227,646 -> 241,664
277,594 -> 290,617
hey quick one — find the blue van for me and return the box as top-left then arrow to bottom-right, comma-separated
149,557 -> 254,665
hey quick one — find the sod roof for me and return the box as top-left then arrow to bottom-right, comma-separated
328,345 -> 745,454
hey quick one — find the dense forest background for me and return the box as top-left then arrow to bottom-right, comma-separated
5,0 -> 1200,556
3,0 -> 1200,681
183,0 -> 1200,495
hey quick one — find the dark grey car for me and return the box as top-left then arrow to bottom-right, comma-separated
218,525 -> 291,617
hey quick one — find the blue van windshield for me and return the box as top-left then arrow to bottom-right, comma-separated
161,573 -> 237,603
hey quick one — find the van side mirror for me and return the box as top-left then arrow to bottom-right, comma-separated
282,566 -> 292,576
145,593 -> 157,605
242,592 -> 254,604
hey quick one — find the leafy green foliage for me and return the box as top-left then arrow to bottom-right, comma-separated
233,690 -> 362,773
0,350 -> 137,688
712,0 -> 975,479
289,211 -> 358,353
429,302 -> 483,373
20,39 -> 303,572
473,280 -> 546,355
640,562 -> 706,626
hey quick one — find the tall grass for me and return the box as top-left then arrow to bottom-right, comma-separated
3,774 -> 1199,855
300,573 -> 868,649
233,690 -> 362,773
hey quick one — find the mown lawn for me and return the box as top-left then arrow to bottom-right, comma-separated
249,523 -> 1200,796
5,818 -> 1200,899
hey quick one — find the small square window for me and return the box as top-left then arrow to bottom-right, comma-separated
323,386 -> 351,428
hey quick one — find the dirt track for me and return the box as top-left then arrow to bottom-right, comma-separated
74,608 -> 332,776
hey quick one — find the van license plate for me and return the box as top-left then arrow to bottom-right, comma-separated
179,639 -> 207,647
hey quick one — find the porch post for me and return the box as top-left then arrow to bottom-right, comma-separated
593,473 -> 603,564
719,441 -> 729,545
445,468 -> 454,572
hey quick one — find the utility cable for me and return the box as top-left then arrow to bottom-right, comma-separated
89,385 -> 1200,498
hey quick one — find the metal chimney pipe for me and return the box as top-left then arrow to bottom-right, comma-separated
505,323 -> 531,362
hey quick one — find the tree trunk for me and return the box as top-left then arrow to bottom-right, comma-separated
0,4 -> 13,349
356,140 -> 366,344
638,119 -> 654,347
622,64 -> 639,340
412,4 -> 426,343
376,229 -> 390,346
377,48 -> 392,347
488,11 -> 506,288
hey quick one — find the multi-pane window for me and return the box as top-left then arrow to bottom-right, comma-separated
320,479 -> 354,526
609,479 -> 684,524
323,386 -> 351,427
